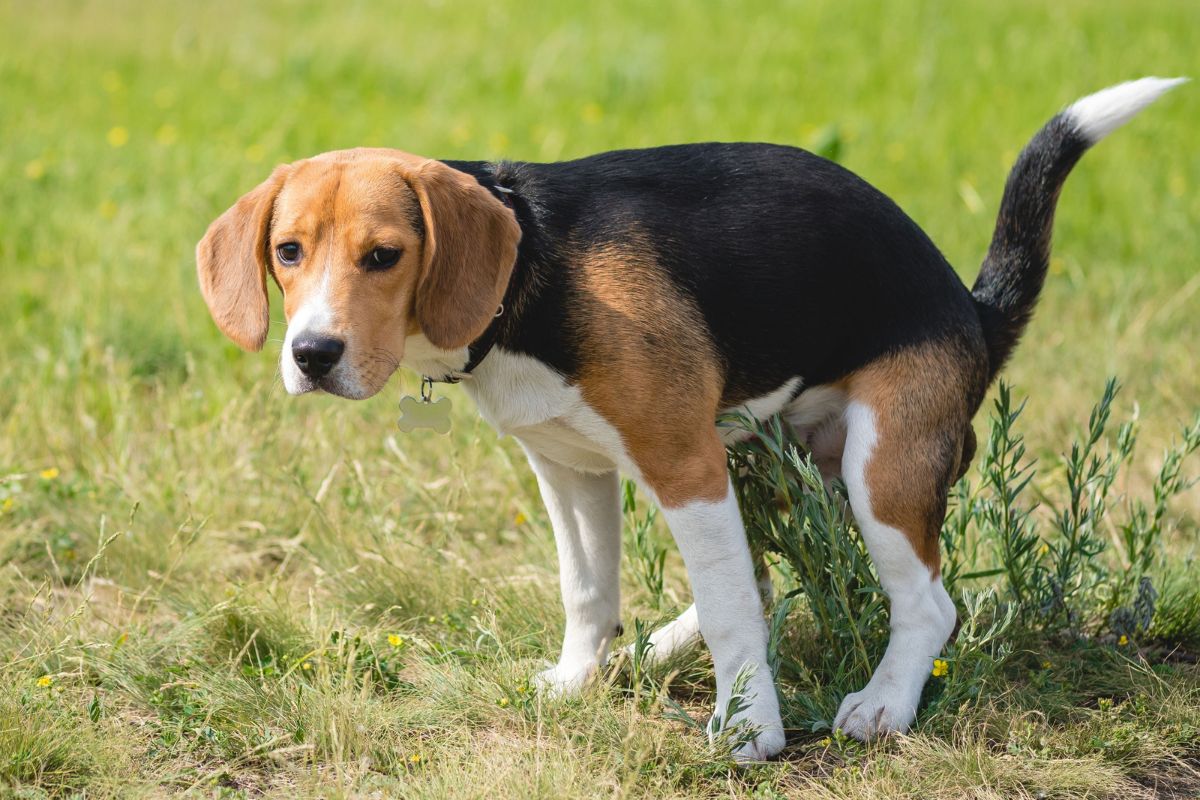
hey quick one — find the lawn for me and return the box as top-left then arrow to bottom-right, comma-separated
1,0 -> 1198,797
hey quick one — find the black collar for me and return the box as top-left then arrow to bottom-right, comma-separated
427,178 -> 517,384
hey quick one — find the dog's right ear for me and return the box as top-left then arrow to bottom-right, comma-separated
196,165 -> 290,351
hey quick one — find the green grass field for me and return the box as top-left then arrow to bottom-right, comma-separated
2,1 -> 1198,797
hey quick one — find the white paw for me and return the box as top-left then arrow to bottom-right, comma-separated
623,605 -> 701,665
711,675 -> 787,762
833,681 -> 919,741
533,661 -> 597,698
729,716 -> 786,762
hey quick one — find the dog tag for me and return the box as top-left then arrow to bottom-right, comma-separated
397,378 -> 453,435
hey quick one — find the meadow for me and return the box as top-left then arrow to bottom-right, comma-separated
1,0 -> 1198,797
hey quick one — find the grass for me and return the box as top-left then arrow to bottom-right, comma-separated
1,0 -> 1198,796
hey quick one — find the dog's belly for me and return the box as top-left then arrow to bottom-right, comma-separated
510,420 -> 619,473
722,380 -> 848,481
468,348 -> 849,480
718,377 -> 802,444
785,385 -> 849,481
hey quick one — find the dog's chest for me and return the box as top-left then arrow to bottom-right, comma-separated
464,349 -> 627,473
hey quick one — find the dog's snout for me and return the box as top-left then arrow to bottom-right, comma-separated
292,335 -> 345,379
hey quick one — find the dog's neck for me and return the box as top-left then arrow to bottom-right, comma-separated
413,159 -> 577,392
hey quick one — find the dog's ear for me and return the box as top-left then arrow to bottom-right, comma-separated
409,160 -> 521,350
196,165 -> 290,351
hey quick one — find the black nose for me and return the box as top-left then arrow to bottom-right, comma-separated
292,335 -> 345,379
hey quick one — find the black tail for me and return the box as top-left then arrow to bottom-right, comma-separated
971,77 -> 1185,381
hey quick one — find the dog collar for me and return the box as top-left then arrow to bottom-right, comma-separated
425,179 -> 516,385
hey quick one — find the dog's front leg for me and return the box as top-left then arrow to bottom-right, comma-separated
654,476 -> 787,761
522,445 -> 622,695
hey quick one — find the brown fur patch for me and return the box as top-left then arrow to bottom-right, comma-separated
195,164 -> 290,351
570,236 -> 727,508
844,339 -> 983,569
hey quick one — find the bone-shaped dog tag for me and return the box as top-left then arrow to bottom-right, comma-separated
397,394 -> 453,435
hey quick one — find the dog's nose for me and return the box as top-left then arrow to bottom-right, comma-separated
292,335 -> 344,379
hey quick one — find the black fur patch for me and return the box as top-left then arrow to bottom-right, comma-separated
971,114 -> 1090,378
445,144 -> 989,406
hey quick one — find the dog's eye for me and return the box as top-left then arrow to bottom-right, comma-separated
364,247 -> 402,271
276,242 -> 302,265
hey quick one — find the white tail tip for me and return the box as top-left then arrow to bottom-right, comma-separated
1065,76 -> 1188,144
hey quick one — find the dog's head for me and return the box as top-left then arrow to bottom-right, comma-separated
196,148 -> 520,398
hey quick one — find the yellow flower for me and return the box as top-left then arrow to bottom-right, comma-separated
39,467 -> 59,480
427,616 -> 436,624
498,697 -> 509,707
107,126 -> 129,148
931,658 -> 948,678
470,598 -> 480,607
1041,660 -> 1052,670
388,634 -> 404,648
24,159 -> 46,180
1,498 -> 14,514
408,753 -> 422,764
301,661 -> 312,671
1037,543 -> 1050,557
1118,635 -> 1128,646
818,737 -> 832,748
37,675 -> 53,688
513,511 -> 528,525
516,685 -> 527,695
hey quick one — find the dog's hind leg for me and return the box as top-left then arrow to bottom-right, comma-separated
832,348 -> 970,740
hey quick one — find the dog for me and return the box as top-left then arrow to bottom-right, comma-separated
197,78 -> 1182,759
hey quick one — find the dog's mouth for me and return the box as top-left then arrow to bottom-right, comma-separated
295,371 -> 388,402
308,374 -> 382,401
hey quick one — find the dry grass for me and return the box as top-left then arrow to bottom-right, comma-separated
1,0 -> 1198,796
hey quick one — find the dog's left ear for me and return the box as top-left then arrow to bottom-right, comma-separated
409,160 -> 521,350
196,164 -> 290,351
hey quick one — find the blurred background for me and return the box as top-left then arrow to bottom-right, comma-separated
0,1 -> 1196,796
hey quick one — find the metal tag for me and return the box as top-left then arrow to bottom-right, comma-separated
397,378 -> 452,435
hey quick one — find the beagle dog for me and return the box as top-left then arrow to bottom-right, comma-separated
197,78 -> 1181,759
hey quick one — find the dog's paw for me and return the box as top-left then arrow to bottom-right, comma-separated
833,683 -> 918,741
710,676 -> 787,762
533,661 -> 597,698
729,717 -> 787,762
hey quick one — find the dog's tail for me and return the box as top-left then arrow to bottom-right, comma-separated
971,77 -> 1186,380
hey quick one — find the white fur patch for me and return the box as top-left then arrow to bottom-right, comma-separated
784,384 -> 847,431
719,377 -> 801,444
466,349 -> 633,474
1065,76 -> 1187,145
657,483 -> 786,760
524,448 -> 623,695
400,333 -> 469,381
281,269 -> 335,395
